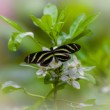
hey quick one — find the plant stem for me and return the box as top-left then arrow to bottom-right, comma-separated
53,77 -> 59,110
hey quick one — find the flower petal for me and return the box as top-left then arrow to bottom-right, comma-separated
36,69 -> 47,76
61,75 -> 69,81
72,81 -> 80,89
78,67 -> 84,76
82,66 -> 95,71
68,68 -> 77,75
49,58 -> 62,69
42,47 -> 49,51
72,55 -> 80,65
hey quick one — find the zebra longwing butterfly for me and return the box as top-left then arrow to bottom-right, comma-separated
24,43 -> 81,66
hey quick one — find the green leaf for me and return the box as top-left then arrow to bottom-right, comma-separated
57,14 -> 87,45
54,9 -> 66,33
1,81 -> 22,93
31,15 -> 46,31
84,73 -> 96,84
0,16 -> 24,32
84,99 -> 96,105
72,29 -> 92,41
31,15 -> 54,42
20,63 -> 39,69
0,81 -> 45,99
8,32 -> 34,51
53,8 -> 69,41
69,14 -> 86,38
43,3 -> 58,25
74,13 -> 100,38
41,15 -> 52,32
82,13 -> 100,29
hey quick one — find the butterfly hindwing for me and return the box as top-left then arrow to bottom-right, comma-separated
54,52 -> 70,62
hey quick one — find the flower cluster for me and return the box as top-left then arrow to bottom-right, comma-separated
60,55 -> 95,89
35,53 -> 95,89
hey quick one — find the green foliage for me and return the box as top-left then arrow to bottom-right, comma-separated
57,13 -> 99,45
73,29 -> 92,41
69,14 -> 86,39
43,3 -> 58,25
20,63 -> 39,69
0,81 -> 22,93
8,32 -> 34,51
0,16 -> 24,32
0,4 -> 99,50
84,73 -> 96,84
73,13 -> 100,39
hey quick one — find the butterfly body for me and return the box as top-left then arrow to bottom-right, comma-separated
24,43 -> 80,66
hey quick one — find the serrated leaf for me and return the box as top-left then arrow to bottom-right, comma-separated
43,3 -> 58,25
8,32 -> 34,51
69,14 -> 86,38
1,81 -> 22,93
84,74 -> 96,84
0,16 -> 24,32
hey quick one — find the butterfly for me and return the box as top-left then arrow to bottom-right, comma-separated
24,43 -> 81,66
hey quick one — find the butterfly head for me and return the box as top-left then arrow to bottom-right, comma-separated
50,47 -> 54,52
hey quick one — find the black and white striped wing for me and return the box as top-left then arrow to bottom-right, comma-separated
54,43 -> 81,54
40,54 -> 53,66
53,43 -> 80,62
24,51 -> 53,66
54,52 -> 70,62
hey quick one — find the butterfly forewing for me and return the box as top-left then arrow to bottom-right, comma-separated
54,43 -> 80,54
24,51 -> 51,64
40,54 -> 53,66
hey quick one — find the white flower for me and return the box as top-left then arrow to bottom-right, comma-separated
49,57 -> 62,69
65,55 -> 95,76
101,86 -> 110,93
60,55 -> 95,89
36,66 -> 48,77
61,73 -> 80,89
42,47 -> 49,51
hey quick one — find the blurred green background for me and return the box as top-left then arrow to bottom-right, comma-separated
0,0 -> 110,110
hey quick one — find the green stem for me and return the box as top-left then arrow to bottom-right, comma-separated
53,83 -> 57,101
23,88 -> 45,99
53,77 -> 59,110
